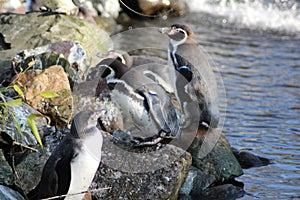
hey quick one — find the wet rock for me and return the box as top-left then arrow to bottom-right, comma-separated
232,148 -> 271,169
188,129 -> 243,182
0,185 -> 25,200
0,94 -> 48,146
179,166 -> 216,196
191,184 -> 245,200
0,12 -> 111,67
13,65 -> 72,128
90,134 -> 192,199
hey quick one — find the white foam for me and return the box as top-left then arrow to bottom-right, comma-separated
187,0 -> 300,33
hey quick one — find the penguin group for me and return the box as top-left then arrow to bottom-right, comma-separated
28,24 -> 220,199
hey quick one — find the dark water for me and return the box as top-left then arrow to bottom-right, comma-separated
120,0 -> 300,199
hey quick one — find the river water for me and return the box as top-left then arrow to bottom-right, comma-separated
118,0 -> 300,199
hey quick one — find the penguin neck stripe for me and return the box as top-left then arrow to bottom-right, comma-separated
177,65 -> 190,71
107,79 -> 144,100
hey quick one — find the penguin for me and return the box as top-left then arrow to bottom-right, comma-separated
29,110 -> 104,200
97,58 -> 180,147
159,24 -> 220,129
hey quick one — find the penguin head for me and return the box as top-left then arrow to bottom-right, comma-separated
99,58 -> 130,80
109,50 -> 133,68
71,110 -> 104,138
159,24 -> 195,45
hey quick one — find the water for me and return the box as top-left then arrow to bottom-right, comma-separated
121,0 -> 300,199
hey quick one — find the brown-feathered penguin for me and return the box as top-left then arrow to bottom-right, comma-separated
159,24 -> 220,129
28,110 -> 104,200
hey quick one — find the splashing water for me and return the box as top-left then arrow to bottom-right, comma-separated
188,0 -> 300,33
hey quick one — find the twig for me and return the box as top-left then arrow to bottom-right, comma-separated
41,187 -> 112,200
12,141 -> 39,152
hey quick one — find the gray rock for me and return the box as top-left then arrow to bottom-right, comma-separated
188,129 -> 243,182
12,41 -> 88,85
232,147 -> 271,169
0,94 -> 48,147
193,184 -> 245,200
0,12 -> 111,69
0,185 -> 25,200
180,166 -> 215,196
90,134 -> 192,199
0,150 -> 14,187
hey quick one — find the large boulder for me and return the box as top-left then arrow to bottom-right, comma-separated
91,134 -> 192,200
0,12 -> 111,78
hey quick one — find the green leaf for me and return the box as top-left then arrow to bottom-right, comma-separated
27,114 -> 43,147
13,85 -> 24,99
40,91 -> 59,99
11,113 -> 23,138
4,98 -> 22,107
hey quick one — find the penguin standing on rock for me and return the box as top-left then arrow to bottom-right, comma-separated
98,58 -> 180,147
29,110 -> 104,200
159,24 -> 220,129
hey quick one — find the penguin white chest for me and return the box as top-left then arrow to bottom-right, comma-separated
66,133 -> 103,200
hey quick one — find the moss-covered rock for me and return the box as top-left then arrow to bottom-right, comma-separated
188,129 -> 243,182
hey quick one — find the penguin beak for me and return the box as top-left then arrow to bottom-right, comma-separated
158,27 -> 171,35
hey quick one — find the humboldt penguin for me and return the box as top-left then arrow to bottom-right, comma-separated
29,110 -> 104,200
98,58 -> 179,146
159,24 -> 220,129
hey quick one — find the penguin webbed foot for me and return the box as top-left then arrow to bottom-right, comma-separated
131,135 -> 163,148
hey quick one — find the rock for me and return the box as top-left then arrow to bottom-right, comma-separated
0,94 -> 48,146
191,184 -> 245,200
179,166 -> 215,196
0,12 -> 111,68
232,148 -> 271,169
120,0 -> 186,17
90,134 -> 192,199
26,0 -> 78,15
138,0 -> 186,16
0,185 -> 25,200
0,150 -> 14,187
188,129 -> 243,182
95,0 -> 121,18
12,40 -> 88,86
0,0 -> 22,13
13,65 -> 73,128
14,147 -> 50,193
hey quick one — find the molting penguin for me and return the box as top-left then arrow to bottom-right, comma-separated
29,110 -> 104,200
159,24 -> 220,129
98,58 -> 180,147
